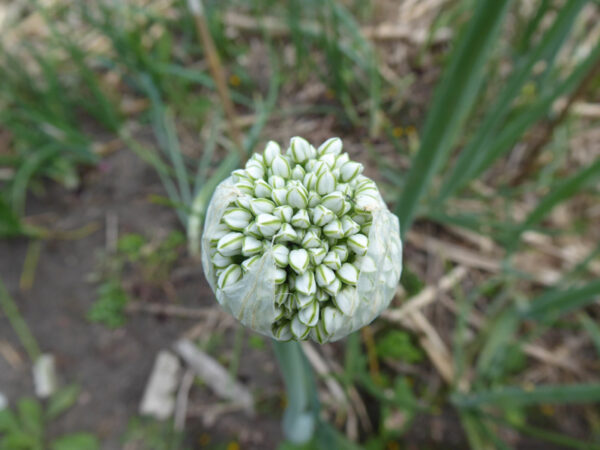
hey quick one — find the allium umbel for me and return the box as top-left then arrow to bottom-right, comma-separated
201,137 -> 402,343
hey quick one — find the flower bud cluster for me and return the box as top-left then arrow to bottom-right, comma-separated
203,137 -> 401,342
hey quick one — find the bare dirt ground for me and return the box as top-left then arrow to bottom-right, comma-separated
0,149 -> 283,449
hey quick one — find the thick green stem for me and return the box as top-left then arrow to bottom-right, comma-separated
272,340 -> 319,444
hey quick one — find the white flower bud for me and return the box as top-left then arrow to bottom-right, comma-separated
289,248 -> 309,274
217,264 -> 242,289
331,244 -> 349,262
235,179 -> 254,195
250,198 -> 275,215
263,140 -> 281,166
289,136 -> 311,163
245,161 -> 264,180
217,232 -> 244,256
317,137 -> 343,156
322,277 -> 341,296
256,213 -> 281,237
336,183 -> 352,196
244,221 -> 262,238
271,155 -> 291,178
355,194 -> 379,212
334,153 -> 350,170
295,270 -> 316,296
320,192 -> 345,214
212,253 -> 233,269
310,205 -> 335,227
254,179 -> 272,198
295,293 -> 315,309
340,161 -> 363,182
291,209 -> 310,229
273,205 -> 293,223
319,153 -> 336,168
275,286 -> 289,305
231,169 -> 250,183
242,235 -> 263,256
303,173 -> 317,191
323,219 -> 344,239
286,184 -> 308,209
315,289 -> 329,303
315,264 -> 336,287
301,229 -> 321,248
337,263 -> 358,285
307,191 -> 321,207
274,267 -> 287,284
291,315 -> 310,339
361,222 -> 372,235
241,255 -> 261,272
275,223 -> 298,242
272,244 -> 289,267
271,188 -> 288,206
269,175 -> 286,189
347,233 -> 368,256
273,322 -> 293,341
298,301 -> 319,327
222,208 -> 252,231
316,170 -> 336,195
235,195 -> 252,210
291,164 -> 305,180
341,216 -> 360,236
334,286 -> 356,316
322,251 -> 341,270
308,247 -> 327,265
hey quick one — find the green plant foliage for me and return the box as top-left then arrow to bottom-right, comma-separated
0,394 -> 98,450
87,280 -> 130,328
375,330 -> 424,364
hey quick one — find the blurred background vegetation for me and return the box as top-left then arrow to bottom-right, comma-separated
0,0 -> 599,449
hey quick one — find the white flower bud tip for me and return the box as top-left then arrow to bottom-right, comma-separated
337,263 -> 358,285
317,137 -> 342,156
216,232 -> 244,256
289,136 -> 311,163
315,264 -> 336,287
218,264 -> 242,289
347,233 -> 368,256
289,248 -> 309,274
291,209 -> 310,229
222,208 -> 252,231
272,244 -> 290,267
256,213 -> 281,237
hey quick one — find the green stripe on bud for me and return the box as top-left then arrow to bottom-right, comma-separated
322,251 -> 341,270
217,264 -> 242,289
235,179 -> 254,195
273,322 -> 293,341
347,233 -> 368,256
263,140 -> 281,166
254,179 -> 272,198
341,216 -> 360,237
250,198 -> 275,215
331,244 -> 349,262
322,306 -> 344,335
274,267 -> 287,284
245,162 -> 264,180
275,223 -> 298,242
242,235 -> 263,256
243,221 -> 262,238
291,164 -> 305,180
271,155 -> 291,178
322,277 -> 341,296
298,301 -> 320,327
315,264 -> 336,287
317,137 -> 342,157
268,175 -> 285,189
216,232 -> 244,256
308,247 -> 327,265
256,213 -> 281,237
337,263 -> 358,285
307,191 -> 321,207
286,184 -> 308,209
222,207 -> 252,231
320,192 -> 345,214
301,229 -> 321,248
310,205 -> 335,227
241,255 -> 261,272
291,316 -> 310,340
271,188 -> 288,206
289,136 -> 311,163
289,248 -> 309,274
272,244 -> 290,267
316,170 -> 336,195
323,219 -> 344,239
340,161 -> 363,182
291,209 -> 310,229
212,253 -> 233,269
295,270 -> 316,296
273,205 -> 293,223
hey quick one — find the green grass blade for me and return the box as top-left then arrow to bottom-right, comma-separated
452,383 -> 600,408
519,280 -> 600,322
437,0 -> 586,203
580,313 -> 600,357
510,158 -> 600,243
395,0 -> 512,233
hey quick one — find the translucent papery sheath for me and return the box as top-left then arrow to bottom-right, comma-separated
200,138 -> 402,343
